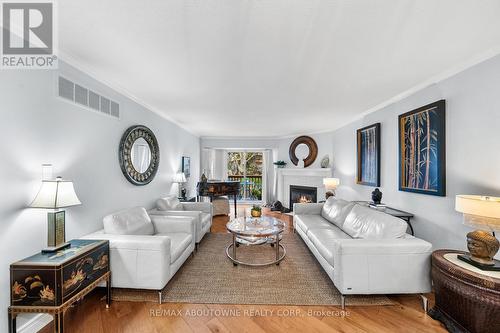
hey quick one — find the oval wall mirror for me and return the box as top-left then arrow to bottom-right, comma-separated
119,125 -> 160,185
289,136 -> 318,167
131,138 -> 151,173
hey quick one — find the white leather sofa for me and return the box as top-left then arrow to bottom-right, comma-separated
82,207 -> 195,303
149,196 -> 212,249
293,197 -> 432,309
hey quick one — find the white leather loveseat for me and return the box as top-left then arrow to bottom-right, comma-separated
82,207 -> 195,303
293,197 -> 432,309
149,196 -> 212,249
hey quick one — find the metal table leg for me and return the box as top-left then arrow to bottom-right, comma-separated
276,235 -> 280,265
226,232 -> 286,267
234,195 -> 237,217
232,234 -> 237,266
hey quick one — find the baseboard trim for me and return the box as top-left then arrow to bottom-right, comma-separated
18,314 -> 52,333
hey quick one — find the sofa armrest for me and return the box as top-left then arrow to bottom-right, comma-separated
150,215 -> 195,235
332,238 -> 432,295
333,237 -> 433,255
80,231 -> 172,290
293,203 -> 324,215
182,202 -> 212,214
81,232 -> 172,251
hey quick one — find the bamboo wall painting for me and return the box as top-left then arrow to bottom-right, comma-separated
356,123 -> 380,186
399,100 -> 446,196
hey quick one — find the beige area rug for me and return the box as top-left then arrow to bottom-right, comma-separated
112,233 -> 394,306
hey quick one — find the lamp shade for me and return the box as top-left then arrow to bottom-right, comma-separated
323,178 -> 340,190
29,177 -> 82,209
455,195 -> 500,231
173,172 -> 187,183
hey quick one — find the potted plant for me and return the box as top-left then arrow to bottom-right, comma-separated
250,205 -> 262,218
273,160 -> 287,168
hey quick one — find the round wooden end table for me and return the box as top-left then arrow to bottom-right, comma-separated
429,249 -> 500,333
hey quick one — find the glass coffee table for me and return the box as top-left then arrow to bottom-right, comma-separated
226,216 -> 286,266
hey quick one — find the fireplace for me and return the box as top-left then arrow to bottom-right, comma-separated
289,185 -> 317,210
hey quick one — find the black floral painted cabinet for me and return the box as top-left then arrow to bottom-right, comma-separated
9,239 -> 110,333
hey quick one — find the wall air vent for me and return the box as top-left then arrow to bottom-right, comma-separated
57,76 -> 120,119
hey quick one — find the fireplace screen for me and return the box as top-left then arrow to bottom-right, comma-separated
289,185 -> 317,210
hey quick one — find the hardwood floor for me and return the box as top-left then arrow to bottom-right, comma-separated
40,205 -> 446,333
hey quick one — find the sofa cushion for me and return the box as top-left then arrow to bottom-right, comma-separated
156,196 -> 183,211
167,232 -> 193,264
103,207 -> 154,235
307,227 -> 352,266
295,215 -> 333,233
342,205 -> 407,239
321,197 -> 355,228
320,197 -> 336,218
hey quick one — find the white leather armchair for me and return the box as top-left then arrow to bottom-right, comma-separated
149,196 -> 212,249
81,207 -> 195,303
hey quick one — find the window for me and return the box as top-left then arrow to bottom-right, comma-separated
227,151 -> 263,201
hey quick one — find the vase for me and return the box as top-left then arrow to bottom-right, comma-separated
251,210 -> 262,218
320,155 -> 330,168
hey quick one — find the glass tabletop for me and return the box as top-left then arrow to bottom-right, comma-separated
226,216 -> 285,237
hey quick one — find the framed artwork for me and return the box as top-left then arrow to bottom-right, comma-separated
182,156 -> 191,178
399,100 -> 446,196
356,123 -> 381,186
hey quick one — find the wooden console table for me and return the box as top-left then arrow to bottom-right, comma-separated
429,249 -> 500,333
8,239 -> 110,333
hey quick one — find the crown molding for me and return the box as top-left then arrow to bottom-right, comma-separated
60,46 -> 500,141
276,46 -> 500,139
352,45 -> 500,123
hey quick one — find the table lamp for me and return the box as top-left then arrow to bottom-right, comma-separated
455,195 -> 500,271
323,178 -> 340,199
173,172 -> 187,198
29,177 -> 82,253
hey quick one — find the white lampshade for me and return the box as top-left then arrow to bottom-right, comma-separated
455,195 -> 500,231
173,172 -> 187,183
323,178 -> 340,190
29,177 -> 82,209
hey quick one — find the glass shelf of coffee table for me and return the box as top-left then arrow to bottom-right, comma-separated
226,216 -> 286,266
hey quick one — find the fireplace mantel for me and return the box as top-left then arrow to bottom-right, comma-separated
276,168 -> 331,208
277,168 -> 331,177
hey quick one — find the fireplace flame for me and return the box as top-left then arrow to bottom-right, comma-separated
299,195 -> 312,203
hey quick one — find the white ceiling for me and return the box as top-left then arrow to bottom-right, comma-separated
59,0 -> 500,137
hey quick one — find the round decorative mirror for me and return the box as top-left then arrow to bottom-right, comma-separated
119,125 -> 160,185
289,136 -> 318,167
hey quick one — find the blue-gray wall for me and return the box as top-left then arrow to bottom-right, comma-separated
0,61 -> 200,331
